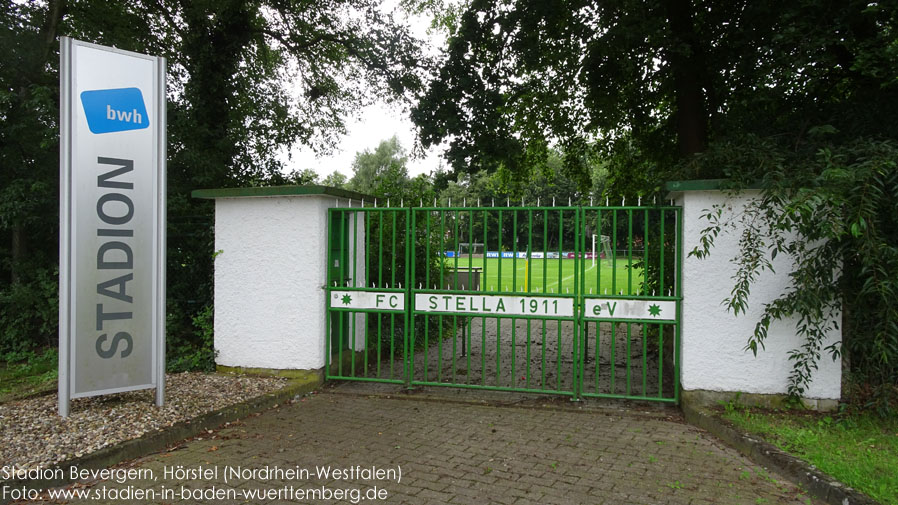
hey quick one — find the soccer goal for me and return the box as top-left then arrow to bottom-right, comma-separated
592,234 -> 612,266
457,242 -> 485,255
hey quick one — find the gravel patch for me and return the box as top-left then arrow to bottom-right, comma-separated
0,372 -> 287,476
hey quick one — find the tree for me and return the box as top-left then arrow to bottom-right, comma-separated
412,0 -> 690,190
692,137 -> 898,413
0,0 -> 66,351
413,0 -> 898,409
0,0 -> 426,361
322,171 -> 349,188
278,169 -> 320,186
347,136 -> 410,196
413,0 -> 898,192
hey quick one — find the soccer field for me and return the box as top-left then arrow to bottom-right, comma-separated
436,257 -> 644,295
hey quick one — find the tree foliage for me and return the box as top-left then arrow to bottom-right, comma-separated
347,136 -> 410,196
412,0 -> 700,190
413,0 -> 898,409
1,0 -> 67,352
413,0 -> 898,191
692,138 -> 898,412
0,0 -> 425,361
322,170 -> 349,188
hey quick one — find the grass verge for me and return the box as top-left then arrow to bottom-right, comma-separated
0,348 -> 58,403
720,404 -> 898,504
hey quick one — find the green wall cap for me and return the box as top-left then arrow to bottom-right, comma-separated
192,185 -> 372,201
665,179 -> 764,192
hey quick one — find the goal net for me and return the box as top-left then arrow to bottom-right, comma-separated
593,235 -> 612,262
458,242 -> 485,255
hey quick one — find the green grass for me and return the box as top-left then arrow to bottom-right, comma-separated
438,257 -> 643,295
0,348 -> 58,403
721,406 -> 898,504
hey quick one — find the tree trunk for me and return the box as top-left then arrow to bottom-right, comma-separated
40,0 -> 64,61
665,0 -> 709,157
11,225 -> 25,284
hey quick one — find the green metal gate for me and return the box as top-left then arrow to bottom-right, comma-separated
325,207 -> 410,384
325,203 -> 681,403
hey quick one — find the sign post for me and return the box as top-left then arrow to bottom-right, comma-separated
59,37 -> 166,417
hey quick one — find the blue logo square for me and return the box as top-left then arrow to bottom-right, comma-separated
80,87 -> 150,134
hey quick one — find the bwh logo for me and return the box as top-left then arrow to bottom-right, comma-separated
106,104 -> 143,124
80,87 -> 149,134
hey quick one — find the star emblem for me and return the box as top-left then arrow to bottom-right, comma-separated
648,304 -> 662,317
341,294 -> 352,305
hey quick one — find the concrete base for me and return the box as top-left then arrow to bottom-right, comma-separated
682,389 -> 839,412
216,365 -> 323,383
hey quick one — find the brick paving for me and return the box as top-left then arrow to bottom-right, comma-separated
28,391 -> 818,505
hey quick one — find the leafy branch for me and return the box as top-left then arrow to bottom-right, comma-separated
692,139 -> 898,412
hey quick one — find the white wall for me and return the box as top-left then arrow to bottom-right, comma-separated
213,196 -> 364,370
211,189 -> 840,400
676,190 -> 841,400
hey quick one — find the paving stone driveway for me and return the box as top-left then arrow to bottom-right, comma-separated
34,390 -> 818,505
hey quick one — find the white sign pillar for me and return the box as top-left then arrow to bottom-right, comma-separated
59,38 -> 167,416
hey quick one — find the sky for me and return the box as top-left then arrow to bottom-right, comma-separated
281,4 -> 449,181
283,101 -> 445,180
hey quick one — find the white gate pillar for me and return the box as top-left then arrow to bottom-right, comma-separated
193,185 -> 368,374
668,180 -> 841,410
